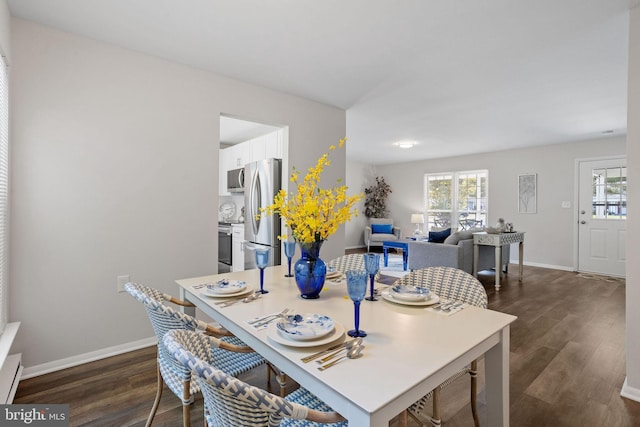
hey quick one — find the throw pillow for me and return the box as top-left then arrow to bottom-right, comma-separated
444,229 -> 475,245
428,228 -> 451,243
371,223 -> 393,234
444,232 -> 461,245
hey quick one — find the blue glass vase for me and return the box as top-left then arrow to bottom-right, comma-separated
294,241 -> 327,299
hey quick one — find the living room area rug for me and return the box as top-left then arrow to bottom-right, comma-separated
378,254 -> 410,279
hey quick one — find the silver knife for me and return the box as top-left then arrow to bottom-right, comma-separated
300,339 -> 355,363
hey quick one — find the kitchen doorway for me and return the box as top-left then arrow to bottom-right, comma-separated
218,114 -> 288,272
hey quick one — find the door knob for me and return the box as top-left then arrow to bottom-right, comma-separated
580,220 -> 586,224
580,210 -> 586,214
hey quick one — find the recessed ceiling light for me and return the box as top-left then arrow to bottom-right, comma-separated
394,140 -> 417,149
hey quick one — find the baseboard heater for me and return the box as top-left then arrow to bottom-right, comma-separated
0,353 -> 22,403
0,322 -> 22,403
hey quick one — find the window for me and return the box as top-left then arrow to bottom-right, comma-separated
0,55 -> 7,334
592,167 -> 627,219
425,170 -> 488,231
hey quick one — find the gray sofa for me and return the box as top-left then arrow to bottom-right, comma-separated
407,228 -> 510,274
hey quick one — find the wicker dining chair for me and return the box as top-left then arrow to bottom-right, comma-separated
164,329 -> 348,427
396,267 -> 487,427
326,254 -> 366,273
125,282 -> 284,427
327,254 -> 382,277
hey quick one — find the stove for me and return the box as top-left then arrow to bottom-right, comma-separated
219,220 -> 244,226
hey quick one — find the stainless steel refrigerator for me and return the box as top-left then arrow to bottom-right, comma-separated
244,158 -> 282,270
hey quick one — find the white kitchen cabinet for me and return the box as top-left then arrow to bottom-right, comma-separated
263,130 -> 284,159
251,138 -> 266,163
226,143 -> 250,169
232,224 -> 245,272
219,129 -> 284,196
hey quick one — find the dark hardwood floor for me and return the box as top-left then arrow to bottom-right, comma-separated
14,254 -> 640,426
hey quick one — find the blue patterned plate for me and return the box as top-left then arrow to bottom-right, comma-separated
276,313 -> 335,341
391,284 -> 430,301
205,280 -> 247,295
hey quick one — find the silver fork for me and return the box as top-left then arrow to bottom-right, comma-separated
443,302 -> 463,312
249,308 -> 290,325
252,309 -> 291,328
436,301 -> 459,312
431,301 -> 449,311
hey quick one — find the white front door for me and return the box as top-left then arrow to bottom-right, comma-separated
577,157 -> 626,277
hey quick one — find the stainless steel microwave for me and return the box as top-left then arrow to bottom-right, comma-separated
227,167 -> 245,192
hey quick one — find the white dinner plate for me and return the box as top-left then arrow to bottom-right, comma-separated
276,313 -> 335,341
390,283 -> 431,301
381,289 -> 440,306
205,280 -> 247,295
267,322 -> 345,348
200,286 -> 253,298
325,270 -> 342,279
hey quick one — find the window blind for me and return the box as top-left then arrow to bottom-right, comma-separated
0,55 -> 8,334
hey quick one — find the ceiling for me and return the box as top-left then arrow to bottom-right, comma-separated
7,0 -> 633,165
219,116 -> 281,146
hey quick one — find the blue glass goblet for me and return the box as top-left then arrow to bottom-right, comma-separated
346,270 -> 368,337
255,247 -> 270,294
363,253 -> 380,301
283,241 -> 296,277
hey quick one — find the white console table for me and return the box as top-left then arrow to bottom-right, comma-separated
473,232 -> 525,291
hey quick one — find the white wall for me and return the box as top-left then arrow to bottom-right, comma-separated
623,5 -> 640,402
9,19 -> 346,370
345,159 -> 372,248
373,137 -> 626,270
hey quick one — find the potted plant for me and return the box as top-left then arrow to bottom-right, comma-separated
364,176 -> 392,218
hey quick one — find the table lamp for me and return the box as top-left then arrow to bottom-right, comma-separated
411,213 -> 425,236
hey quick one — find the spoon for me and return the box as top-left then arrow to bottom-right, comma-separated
242,292 -> 261,303
316,337 -> 363,364
318,345 -> 365,371
218,292 -> 260,307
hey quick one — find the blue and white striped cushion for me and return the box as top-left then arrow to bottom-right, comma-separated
283,388 -> 347,426
164,330 -> 348,427
125,282 -> 267,403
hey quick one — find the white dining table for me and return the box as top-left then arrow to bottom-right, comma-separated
176,265 -> 517,427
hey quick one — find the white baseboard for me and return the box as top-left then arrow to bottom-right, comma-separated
345,245 -> 366,250
509,260 -> 574,272
21,337 -> 157,380
621,378 -> 640,402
